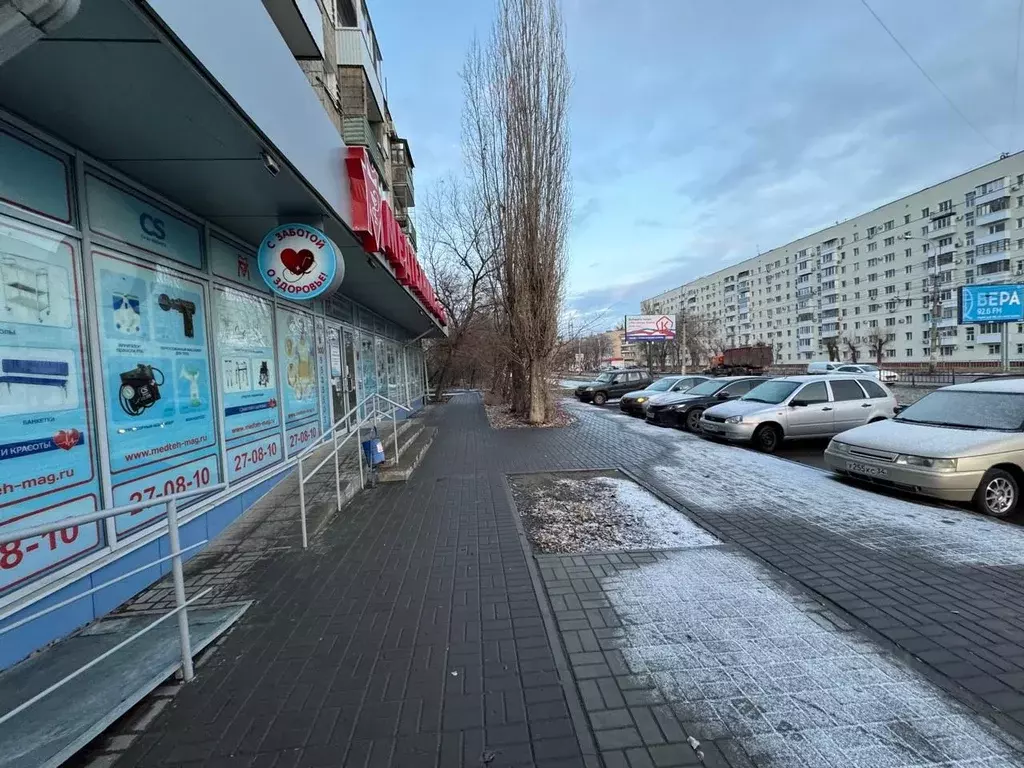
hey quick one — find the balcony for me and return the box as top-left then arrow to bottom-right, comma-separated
975,229 -> 1009,247
338,26 -> 385,120
937,316 -> 958,328
976,207 -> 1011,226
927,221 -> 956,239
262,0 -> 325,58
820,327 -> 839,339
935,241 -> 957,256
797,326 -> 814,338
390,137 -> 415,208
342,116 -> 386,183
974,183 -> 1009,207
978,332 -> 1003,344
975,249 -> 1011,267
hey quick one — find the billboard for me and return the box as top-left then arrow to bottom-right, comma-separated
958,284 -> 1024,324
625,314 -> 676,342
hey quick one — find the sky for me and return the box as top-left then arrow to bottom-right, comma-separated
372,0 -> 1024,330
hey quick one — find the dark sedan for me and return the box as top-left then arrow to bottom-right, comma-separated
645,376 -> 766,429
619,375 -> 708,417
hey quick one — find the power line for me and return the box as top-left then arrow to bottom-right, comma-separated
1013,0 -> 1023,151
858,0 -> 999,154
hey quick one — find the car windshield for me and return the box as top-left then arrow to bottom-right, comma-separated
860,364 -> 878,371
648,377 -> 679,392
896,390 -> 1024,431
594,373 -> 615,383
742,381 -> 800,404
686,379 -> 728,396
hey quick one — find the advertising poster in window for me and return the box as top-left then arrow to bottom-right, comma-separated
277,306 -> 321,456
0,217 -> 103,595
215,286 -> 282,482
92,249 -> 220,536
315,317 -> 332,436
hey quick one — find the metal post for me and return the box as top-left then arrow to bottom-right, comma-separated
357,423 -> 365,490
166,497 -> 194,683
392,409 -> 399,470
1002,323 -> 1011,372
298,455 -> 308,549
334,429 -> 342,511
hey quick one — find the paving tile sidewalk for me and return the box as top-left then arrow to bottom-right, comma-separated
117,396 -> 589,768
116,393 -> 1024,767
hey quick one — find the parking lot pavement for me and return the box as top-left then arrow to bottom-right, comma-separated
553,399 -> 1024,741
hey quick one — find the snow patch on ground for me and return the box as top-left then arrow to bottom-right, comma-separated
595,404 -> 1024,567
606,548 -> 1024,766
510,472 -> 718,553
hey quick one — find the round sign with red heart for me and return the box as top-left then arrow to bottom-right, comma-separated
257,223 -> 344,300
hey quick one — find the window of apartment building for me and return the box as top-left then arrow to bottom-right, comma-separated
885,285 -> 896,295
921,207 -> 930,217
904,265 -> 913,275
867,257 -> 879,267
989,222 -> 1007,235
883,220 -> 893,230
905,331 -> 913,340
884,268 -> 895,278
867,242 -> 878,252
980,322 -> 1000,334
884,236 -> 895,247
965,213 -> 975,226
923,313 -> 931,322
938,199 -> 952,213
966,191 -> 976,207
965,269 -> 975,284
853,277 -> 861,285
966,327 -> 975,341
905,348 -> 913,356
903,214 -> 911,224
904,248 -> 912,258
854,307 -> 861,315
853,232 -> 859,241
868,287 -> 879,298
868,319 -> 879,328
989,344 -> 1002,355
979,259 -> 1011,276
904,282 -> 912,291
868,273 -> 878,282
884,253 -> 895,263
885,317 -> 896,326
1018,323 -> 1023,334
867,226 -> 877,237
980,178 -> 1005,195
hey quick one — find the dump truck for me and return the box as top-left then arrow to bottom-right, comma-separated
705,345 -> 773,375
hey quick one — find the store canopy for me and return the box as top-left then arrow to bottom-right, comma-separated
0,0 -> 443,337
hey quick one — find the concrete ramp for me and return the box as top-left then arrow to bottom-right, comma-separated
0,603 -> 249,768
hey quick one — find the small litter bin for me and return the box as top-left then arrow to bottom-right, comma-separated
361,427 -> 386,466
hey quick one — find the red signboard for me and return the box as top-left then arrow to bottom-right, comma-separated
345,146 -> 442,324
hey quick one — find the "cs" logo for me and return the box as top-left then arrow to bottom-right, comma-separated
140,213 -> 166,241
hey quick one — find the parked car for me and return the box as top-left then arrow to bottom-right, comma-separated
575,368 -> 652,405
807,361 -> 844,375
700,374 -> 897,453
619,375 -> 709,417
646,376 -> 766,429
824,378 -> 1024,517
833,363 -> 899,383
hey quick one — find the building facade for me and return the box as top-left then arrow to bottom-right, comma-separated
642,153 -> 1024,367
0,0 -> 443,668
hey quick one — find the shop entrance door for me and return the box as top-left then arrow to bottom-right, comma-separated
328,325 -> 346,430
342,327 -> 358,428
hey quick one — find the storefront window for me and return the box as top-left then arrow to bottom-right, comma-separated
386,341 -> 398,404
376,337 -> 387,402
0,129 -> 72,224
315,317 -> 332,435
0,216 -> 103,594
214,286 -> 282,482
93,248 -> 220,536
277,306 -> 321,457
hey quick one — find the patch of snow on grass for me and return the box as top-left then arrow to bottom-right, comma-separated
606,548 -> 1024,766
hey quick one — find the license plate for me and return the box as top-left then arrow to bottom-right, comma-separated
702,423 -> 722,433
846,461 -> 888,478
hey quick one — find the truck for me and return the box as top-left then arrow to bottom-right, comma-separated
704,345 -> 773,376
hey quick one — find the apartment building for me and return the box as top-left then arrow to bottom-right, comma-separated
0,0 -> 440,669
642,153 -> 1024,367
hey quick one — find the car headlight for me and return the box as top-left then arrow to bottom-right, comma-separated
831,441 -> 851,454
895,454 -> 957,470
584,386 -> 594,391
636,397 -> 647,403
725,415 -> 743,424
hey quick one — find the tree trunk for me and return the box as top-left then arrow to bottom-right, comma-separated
528,359 -> 546,424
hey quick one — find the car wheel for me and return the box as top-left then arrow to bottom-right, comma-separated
753,424 -> 782,454
593,391 -> 607,406
684,408 -> 703,433
974,468 -> 1019,518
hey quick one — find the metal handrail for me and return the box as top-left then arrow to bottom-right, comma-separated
0,484 -> 231,730
293,392 -> 376,463
0,587 -> 213,728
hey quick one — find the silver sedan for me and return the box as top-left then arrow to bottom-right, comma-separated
824,378 -> 1024,517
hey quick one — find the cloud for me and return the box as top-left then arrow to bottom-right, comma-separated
573,196 -> 602,229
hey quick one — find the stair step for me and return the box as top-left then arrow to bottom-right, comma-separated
378,427 -> 437,483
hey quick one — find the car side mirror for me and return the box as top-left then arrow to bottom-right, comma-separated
790,399 -> 807,407
893,404 -> 905,415
716,391 -> 731,400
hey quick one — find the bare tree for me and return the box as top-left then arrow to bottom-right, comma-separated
462,0 -> 572,424
865,327 -> 890,366
422,176 -> 497,393
680,313 -> 718,371
824,337 -> 840,362
842,336 -> 860,364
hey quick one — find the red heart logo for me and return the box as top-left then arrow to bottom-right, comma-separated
267,398 -> 277,409
53,428 -> 81,450
280,247 -> 315,277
